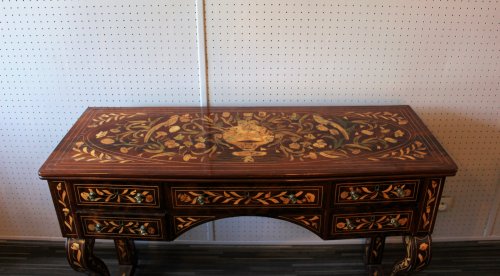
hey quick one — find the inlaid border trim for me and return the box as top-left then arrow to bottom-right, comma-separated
335,179 -> 420,204
80,215 -> 163,239
418,178 -> 443,232
172,186 -> 323,209
50,181 -> 77,237
332,211 -> 413,235
173,216 -> 215,235
74,183 -> 160,208
279,215 -> 322,234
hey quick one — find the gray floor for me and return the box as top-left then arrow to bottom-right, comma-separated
0,239 -> 499,275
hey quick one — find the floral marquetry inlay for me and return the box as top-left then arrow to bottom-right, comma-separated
174,216 -> 215,234
336,180 -> 419,203
75,184 -> 159,207
279,215 -> 322,233
173,187 -> 322,208
419,179 -> 442,231
334,212 -> 412,234
71,110 -> 429,163
82,217 -> 161,238
52,182 -> 76,235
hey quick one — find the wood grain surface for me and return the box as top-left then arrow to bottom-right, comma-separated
39,106 -> 457,180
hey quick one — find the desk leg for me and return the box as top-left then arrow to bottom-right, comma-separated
114,239 -> 137,276
391,235 -> 431,276
66,238 -> 110,276
364,236 -> 385,276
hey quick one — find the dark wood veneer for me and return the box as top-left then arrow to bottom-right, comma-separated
40,106 -> 457,276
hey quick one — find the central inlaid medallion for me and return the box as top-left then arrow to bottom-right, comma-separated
222,119 -> 275,162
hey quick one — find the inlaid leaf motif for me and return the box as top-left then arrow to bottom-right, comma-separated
421,180 -> 440,230
71,111 -> 428,163
335,213 -> 410,232
176,189 -> 319,206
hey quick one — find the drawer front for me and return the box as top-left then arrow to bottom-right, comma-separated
74,183 -> 160,208
334,180 -> 419,205
172,186 -> 323,208
332,211 -> 413,235
81,215 -> 164,239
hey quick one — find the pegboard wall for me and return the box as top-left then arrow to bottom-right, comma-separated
0,0 -> 200,239
0,0 -> 498,242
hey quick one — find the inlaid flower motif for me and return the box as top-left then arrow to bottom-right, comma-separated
194,142 -> 206,149
304,193 -> 316,202
329,129 -> 340,135
313,139 -> 327,148
96,131 -> 108,138
179,113 -> 192,122
394,130 -> 405,137
100,138 -> 115,144
316,124 -> 328,131
306,152 -> 318,159
164,140 -> 179,148
304,134 -> 316,140
169,126 -> 180,133
289,143 -> 301,150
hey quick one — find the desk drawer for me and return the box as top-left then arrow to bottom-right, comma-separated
332,211 -> 413,235
81,215 -> 164,239
74,183 -> 160,208
172,186 -> 323,208
334,180 -> 419,205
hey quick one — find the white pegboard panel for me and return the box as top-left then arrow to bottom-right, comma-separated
0,0 -> 498,244
214,217 -> 322,242
205,0 -> 499,240
0,0 -> 200,238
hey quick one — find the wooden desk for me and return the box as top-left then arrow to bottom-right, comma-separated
39,106 -> 457,275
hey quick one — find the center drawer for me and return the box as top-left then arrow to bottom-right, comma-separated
171,186 -> 323,209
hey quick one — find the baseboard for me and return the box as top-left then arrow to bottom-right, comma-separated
1,235 -> 499,245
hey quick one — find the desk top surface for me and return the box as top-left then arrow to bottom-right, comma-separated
39,106 -> 457,180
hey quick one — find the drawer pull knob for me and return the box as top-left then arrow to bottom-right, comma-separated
345,219 -> 355,230
389,218 -> 400,227
134,193 -> 144,204
88,192 -> 97,201
139,225 -> 147,236
287,193 -> 298,204
95,223 -> 103,233
395,187 -> 405,198
196,195 -> 206,205
349,191 -> 360,200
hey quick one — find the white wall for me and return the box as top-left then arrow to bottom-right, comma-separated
0,0 -> 498,242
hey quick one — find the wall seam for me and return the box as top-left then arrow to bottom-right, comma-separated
195,0 -> 209,107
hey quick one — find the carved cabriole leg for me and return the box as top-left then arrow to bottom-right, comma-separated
114,238 -> 137,276
391,235 -> 432,276
114,239 -> 137,265
66,238 -> 110,276
364,236 -> 386,276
